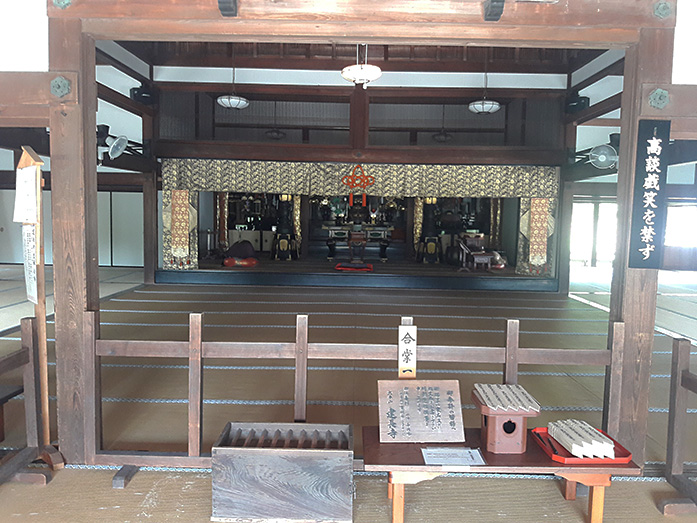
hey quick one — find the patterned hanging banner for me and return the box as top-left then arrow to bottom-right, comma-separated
528,197 -> 549,268
171,189 -> 190,258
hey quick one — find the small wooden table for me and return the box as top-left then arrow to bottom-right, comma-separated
362,426 -> 641,523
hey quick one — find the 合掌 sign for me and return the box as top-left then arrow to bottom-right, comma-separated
628,120 -> 671,269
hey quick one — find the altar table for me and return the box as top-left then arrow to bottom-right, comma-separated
362,426 -> 641,523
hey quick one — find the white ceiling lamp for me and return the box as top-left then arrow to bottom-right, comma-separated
341,44 -> 382,89
469,49 -> 501,115
217,44 -> 249,109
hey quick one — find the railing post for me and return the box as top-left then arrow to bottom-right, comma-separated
294,315 -> 309,423
602,321 -> 624,437
188,313 -> 203,457
83,311 -> 101,463
666,338 -> 691,479
21,317 -> 42,449
504,319 -> 520,385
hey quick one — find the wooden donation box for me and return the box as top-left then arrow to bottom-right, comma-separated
378,380 -> 465,443
211,422 -> 354,523
472,383 -> 540,454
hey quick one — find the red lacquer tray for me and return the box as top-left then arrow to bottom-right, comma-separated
532,427 -> 632,464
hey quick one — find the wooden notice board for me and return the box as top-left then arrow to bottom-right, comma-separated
378,379 -> 465,443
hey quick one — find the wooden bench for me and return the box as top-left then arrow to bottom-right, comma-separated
0,384 -> 23,442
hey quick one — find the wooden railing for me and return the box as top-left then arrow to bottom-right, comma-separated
0,318 -> 44,484
84,311 -> 618,468
662,338 -> 697,514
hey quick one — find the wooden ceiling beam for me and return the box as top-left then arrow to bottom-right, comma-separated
97,83 -> 156,117
0,128 -> 50,156
80,19 -> 642,49
144,54 -> 571,73
49,0 -> 671,31
0,170 -> 157,192
96,48 -> 153,88
154,139 -> 566,165
157,81 -> 565,103
571,58 -> 625,93
566,93 -> 622,125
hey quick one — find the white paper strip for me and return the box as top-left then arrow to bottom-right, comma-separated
14,166 -> 38,224
22,224 -> 38,304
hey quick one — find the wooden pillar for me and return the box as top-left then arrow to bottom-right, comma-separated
606,28 -> 674,465
556,180 -> 574,295
49,18 -> 100,464
300,195 -> 310,257
142,114 -> 157,285
349,85 -> 369,150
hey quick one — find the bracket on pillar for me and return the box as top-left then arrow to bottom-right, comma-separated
483,0 -> 505,21
50,76 -> 72,99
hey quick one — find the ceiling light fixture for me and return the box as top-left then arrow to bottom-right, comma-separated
469,49 -> 501,115
432,105 -> 453,143
217,44 -> 249,110
341,44 -> 382,89
265,101 -> 286,140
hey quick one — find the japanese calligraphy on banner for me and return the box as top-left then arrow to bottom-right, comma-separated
22,224 -> 38,304
398,324 -> 417,378
629,120 -> 671,269
377,379 -> 465,443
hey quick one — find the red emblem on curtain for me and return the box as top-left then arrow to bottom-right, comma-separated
341,164 -> 375,206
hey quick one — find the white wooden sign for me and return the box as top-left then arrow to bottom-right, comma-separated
398,324 -> 417,378
378,379 -> 465,443
22,224 -> 38,304
13,165 -> 38,224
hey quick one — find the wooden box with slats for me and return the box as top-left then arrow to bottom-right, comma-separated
211,422 -> 354,522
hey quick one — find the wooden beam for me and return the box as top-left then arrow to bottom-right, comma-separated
562,162 -> 616,183
350,85 -> 369,150
100,153 -> 157,173
97,83 -> 155,117
566,93 -> 622,125
0,128 -> 50,156
571,58 -> 624,93
96,48 -> 152,88
154,140 -> 567,166
49,17 -> 100,464
0,72 -> 78,106
49,0 -> 671,32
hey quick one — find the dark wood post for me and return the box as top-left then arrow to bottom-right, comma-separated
294,315 -> 309,423
21,317 -> 42,449
556,180 -> 574,295
349,85 -> 369,151
188,313 -> 204,457
607,27 -> 674,465
83,311 -> 101,464
666,338 -> 691,479
143,114 -> 157,285
504,319 -> 520,385
48,18 -> 100,464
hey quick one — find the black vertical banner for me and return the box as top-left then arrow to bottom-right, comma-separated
628,119 -> 671,269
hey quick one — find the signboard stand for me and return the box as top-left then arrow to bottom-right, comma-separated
16,146 -> 50,447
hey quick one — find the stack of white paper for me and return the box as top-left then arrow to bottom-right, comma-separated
548,419 -> 615,459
